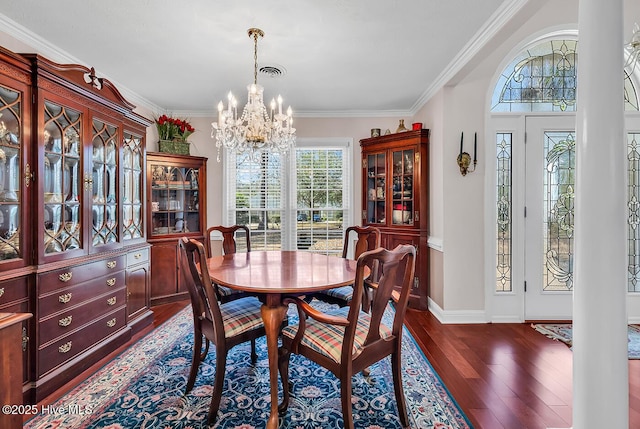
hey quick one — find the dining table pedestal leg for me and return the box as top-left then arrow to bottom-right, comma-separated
261,295 -> 288,429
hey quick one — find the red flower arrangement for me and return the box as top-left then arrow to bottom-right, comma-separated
156,114 -> 195,142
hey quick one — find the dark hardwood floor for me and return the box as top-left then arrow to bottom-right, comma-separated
31,301 -> 640,428
404,308 -> 640,429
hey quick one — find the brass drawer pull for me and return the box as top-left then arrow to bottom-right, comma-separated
106,277 -> 117,287
59,272 -> 73,282
59,293 -> 72,303
0,287 -> 4,298
58,341 -> 72,354
107,296 -> 117,306
134,253 -> 142,259
106,318 -> 116,328
58,315 -> 73,327
107,260 -> 117,269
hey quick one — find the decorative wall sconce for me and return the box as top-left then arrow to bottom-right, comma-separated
457,132 -> 477,176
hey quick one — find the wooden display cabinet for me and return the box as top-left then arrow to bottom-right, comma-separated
0,45 -> 154,402
146,152 -> 207,305
360,129 -> 430,309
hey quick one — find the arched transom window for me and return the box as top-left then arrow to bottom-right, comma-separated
491,39 -> 639,112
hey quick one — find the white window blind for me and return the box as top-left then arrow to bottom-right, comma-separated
224,138 -> 352,253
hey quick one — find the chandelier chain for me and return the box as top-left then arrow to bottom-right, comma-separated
249,28 -> 262,85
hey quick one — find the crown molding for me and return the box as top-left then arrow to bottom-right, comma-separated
0,12 -> 162,114
409,0 -> 531,116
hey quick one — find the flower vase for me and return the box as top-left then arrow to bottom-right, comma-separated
158,140 -> 190,155
396,119 -> 408,133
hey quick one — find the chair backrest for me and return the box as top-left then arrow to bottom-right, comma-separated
343,244 -> 416,361
341,225 -> 381,259
178,237 -> 225,343
205,225 -> 251,258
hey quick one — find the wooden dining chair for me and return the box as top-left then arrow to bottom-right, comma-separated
178,237 -> 266,424
312,225 -> 381,308
277,244 -> 416,429
205,224 -> 251,303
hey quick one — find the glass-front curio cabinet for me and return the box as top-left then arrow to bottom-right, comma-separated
360,129 -> 429,309
0,47 -> 153,403
147,152 -> 207,305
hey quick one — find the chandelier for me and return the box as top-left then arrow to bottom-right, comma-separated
211,28 -> 296,161
626,23 -> 640,74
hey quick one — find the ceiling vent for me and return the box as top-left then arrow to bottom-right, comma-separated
259,64 -> 286,78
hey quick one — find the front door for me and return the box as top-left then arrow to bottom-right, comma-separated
524,116 -> 576,320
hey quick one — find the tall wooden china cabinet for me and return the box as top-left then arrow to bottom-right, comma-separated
0,45 -> 153,402
147,153 -> 207,305
360,129 -> 430,309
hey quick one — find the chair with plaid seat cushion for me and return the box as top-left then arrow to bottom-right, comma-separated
179,237 -> 266,424
204,225 -> 252,302
278,244 -> 416,429
312,225 -> 381,308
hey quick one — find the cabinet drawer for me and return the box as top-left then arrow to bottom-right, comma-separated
38,271 -> 126,315
38,255 -> 126,294
0,277 -> 28,307
127,247 -> 149,266
39,288 -> 126,345
37,306 -> 126,377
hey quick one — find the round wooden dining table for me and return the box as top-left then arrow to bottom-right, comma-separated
206,250 -> 359,429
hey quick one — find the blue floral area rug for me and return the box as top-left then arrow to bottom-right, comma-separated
25,301 -> 472,428
532,323 -> 640,359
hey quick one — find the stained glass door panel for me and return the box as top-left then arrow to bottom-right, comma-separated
525,116 -> 575,320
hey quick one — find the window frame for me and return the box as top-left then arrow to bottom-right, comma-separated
222,137 -> 353,252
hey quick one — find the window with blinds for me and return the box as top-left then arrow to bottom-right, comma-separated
224,139 -> 352,254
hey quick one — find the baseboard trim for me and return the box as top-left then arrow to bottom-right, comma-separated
428,297 -> 487,324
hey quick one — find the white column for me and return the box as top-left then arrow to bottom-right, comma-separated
574,0 -> 628,428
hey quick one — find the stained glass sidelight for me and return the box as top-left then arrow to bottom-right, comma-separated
628,132 -> 640,291
496,133 -> 512,292
543,131 -> 575,291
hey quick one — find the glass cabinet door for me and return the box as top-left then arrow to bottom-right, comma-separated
122,132 -> 144,240
150,164 -> 200,236
391,148 -> 414,225
0,85 -> 22,261
43,101 -> 82,254
365,152 -> 386,224
91,118 -> 119,246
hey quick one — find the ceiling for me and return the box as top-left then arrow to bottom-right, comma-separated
0,0 -> 521,117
